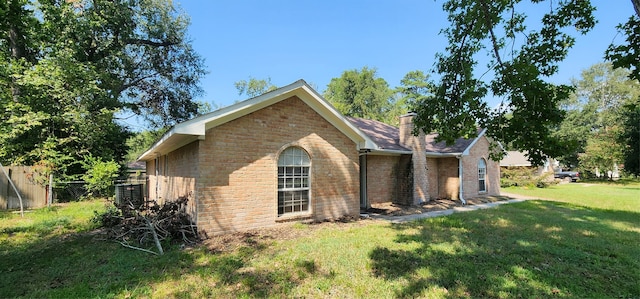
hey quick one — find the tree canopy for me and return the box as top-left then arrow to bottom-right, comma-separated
411,0 -> 599,165
554,63 -> 639,175
234,77 -> 277,99
324,67 -> 405,125
0,0 -> 206,180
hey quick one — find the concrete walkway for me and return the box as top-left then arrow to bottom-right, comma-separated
369,193 -> 537,223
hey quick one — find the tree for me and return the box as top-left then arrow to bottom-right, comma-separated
0,0 -> 206,181
618,103 -> 640,176
324,67 -> 404,125
606,13 -> 640,176
414,0 -> 598,165
125,129 -> 168,162
554,63 -> 639,175
234,77 -> 277,98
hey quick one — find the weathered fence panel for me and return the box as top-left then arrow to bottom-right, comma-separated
0,166 -> 48,209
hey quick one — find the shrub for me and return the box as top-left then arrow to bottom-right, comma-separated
82,156 -> 120,197
501,167 -> 556,188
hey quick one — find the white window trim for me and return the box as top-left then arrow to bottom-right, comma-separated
277,147 -> 312,218
478,158 -> 487,193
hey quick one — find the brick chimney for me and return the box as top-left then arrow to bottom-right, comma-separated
399,113 -> 429,205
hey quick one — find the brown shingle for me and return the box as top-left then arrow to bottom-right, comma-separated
348,117 -> 480,154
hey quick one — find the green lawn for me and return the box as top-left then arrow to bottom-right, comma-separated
503,181 -> 640,211
1,183 -> 638,298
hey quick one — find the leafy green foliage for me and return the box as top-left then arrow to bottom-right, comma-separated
500,167 -> 556,188
419,0 -> 596,165
618,103 -> 640,176
82,156 -> 120,197
324,67 -> 405,125
554,63 -> 639,174
606,15 -> 640,177
0,0 -> 205,181
234,77 -> 277,98
606,16 -> 640,81
125,129 -> 168,162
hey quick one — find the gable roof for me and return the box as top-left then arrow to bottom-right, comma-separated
138,80 -> 378,161
500,151 -> 533,167
348,117 -> 486,156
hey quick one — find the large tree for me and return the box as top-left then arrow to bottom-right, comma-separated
413,0 -> 600,165
324,67 -> 404,125
554,63 -> 639,175
606,13 -> 640,176
0,0 -> 206,180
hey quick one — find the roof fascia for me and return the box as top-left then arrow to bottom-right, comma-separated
138,80 -> 379,160
461,128 -> 487,156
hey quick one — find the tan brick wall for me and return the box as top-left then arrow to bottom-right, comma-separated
146,141 -> 199,217
461,136 -> 500,198
365,155 -> 400,204
196,96 -> 360,234
399,113 -> 429,204
436,158 -> 460,199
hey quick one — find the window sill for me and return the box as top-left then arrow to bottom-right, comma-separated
276,212 -> 313,223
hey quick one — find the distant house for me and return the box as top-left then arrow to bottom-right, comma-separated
500,151 -> 556,176
138,80 -> 500,234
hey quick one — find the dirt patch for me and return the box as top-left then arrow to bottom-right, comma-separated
202,216 -> 375,254
367,195 -> 511,216
201,196 -> 511,253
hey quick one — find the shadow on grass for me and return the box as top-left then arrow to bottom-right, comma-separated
369,200 -> 640,298
0,229 -> 302,298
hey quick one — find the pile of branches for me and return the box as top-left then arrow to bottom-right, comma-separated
94,195 -> 200,255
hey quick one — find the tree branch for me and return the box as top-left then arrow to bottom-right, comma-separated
127,38 -> 178,47
478,0 -> 504,67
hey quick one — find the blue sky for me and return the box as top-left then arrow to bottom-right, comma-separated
175,0 -> 633,113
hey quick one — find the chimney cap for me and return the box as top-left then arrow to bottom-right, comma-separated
400,112 -> 417,117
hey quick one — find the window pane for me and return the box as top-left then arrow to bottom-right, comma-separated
277,147 -> 311,215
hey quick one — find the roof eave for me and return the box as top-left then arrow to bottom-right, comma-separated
138,80 -> 378,160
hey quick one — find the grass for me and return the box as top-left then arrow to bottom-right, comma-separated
0,183 -> 638,298
503,180 -> 640,211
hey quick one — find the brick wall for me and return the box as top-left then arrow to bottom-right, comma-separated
433,157 -> 460,199
145,142 -> 199,217
399,113 -> 429,204
196,96 -> 360,234
461,136 -> 500,198
365,155 -> 399,204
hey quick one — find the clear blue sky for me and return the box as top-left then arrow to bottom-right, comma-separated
177,0 -> 633,111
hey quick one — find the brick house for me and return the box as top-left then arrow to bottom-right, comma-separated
138,80 -> 500,234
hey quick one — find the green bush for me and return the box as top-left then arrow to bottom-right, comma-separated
501,167 -> 556,188
82,156 -> 120,197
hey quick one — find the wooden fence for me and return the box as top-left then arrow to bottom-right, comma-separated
0,166 -> 48,210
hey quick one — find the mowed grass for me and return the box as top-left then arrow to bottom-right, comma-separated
503,180 -> 640,211
0,182 -> 638,298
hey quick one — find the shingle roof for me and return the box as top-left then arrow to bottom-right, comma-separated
424,129 -> 482,154
500,151 -> 533,167
347,117 -> 408,151
348,117 -> 482,155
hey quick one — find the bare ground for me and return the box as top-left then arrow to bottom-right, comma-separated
366,195 -> 512,216
202,195 -> 512,253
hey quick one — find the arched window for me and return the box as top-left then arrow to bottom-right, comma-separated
277,147 -> 310,215
478,158 -> 487,193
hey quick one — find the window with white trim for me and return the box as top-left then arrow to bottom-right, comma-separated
478,158 -> 487,192
277,147 -> 310,215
